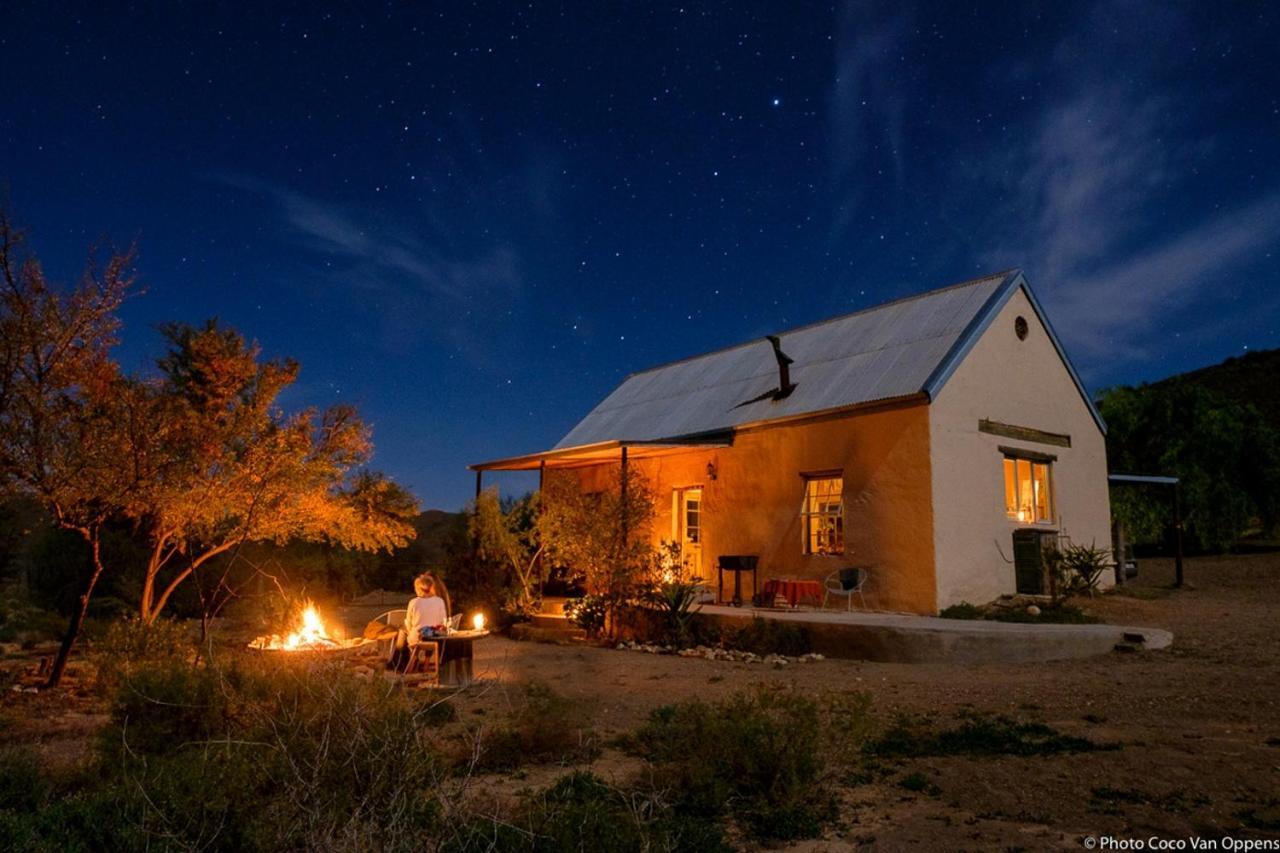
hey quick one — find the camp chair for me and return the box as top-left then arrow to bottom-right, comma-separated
365,609 -> 406,657
823,567 -> 868,612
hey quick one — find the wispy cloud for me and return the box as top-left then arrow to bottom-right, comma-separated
216,173 -> 526,359
827,3 -> 912,240
222,174 -> 522,304
982,85 -> 1280,366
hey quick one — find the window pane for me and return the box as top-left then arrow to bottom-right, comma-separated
1033,463 -> 1050,521
1003,458 -> 1017,517
802,476 -> 844,554
1016,459 -> 1034,523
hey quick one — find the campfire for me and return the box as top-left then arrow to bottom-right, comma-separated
249,601 -> 372,653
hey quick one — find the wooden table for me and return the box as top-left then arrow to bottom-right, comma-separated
762,578 -> 824,607
423,629 -> 490,687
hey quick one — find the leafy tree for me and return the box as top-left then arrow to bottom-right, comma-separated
1099,382 -> 1280,550
0,211 -> 135,685
539,466 -> 655,634
469,488 -> 544,616
127,321 -> 419,622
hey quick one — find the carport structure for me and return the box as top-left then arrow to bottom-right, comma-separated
1108,473 -> 1184,587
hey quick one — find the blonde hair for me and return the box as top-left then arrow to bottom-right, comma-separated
415,571 -> 451,614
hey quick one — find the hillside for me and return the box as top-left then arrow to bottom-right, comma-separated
1154,347 -> 1280,428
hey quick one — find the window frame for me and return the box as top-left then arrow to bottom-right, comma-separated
1000,448 -> 1055,526
799,471 -> 845,555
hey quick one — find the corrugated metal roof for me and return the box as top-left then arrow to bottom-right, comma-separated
555,270 -> 1018,448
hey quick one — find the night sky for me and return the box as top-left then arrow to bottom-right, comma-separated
4,3 -> 1278,510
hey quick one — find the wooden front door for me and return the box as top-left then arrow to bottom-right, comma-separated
672,487 -> 703,580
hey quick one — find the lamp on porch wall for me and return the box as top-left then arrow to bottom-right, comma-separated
706,461 -> 718,481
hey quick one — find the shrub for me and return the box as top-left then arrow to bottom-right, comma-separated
0,745 -> 49,812
0,603 -> 67,644
628,688 -> 836,841
722,617 -> 811,656
563,594 -> 607,637
938,601 -> 1099,624
92,616 -> 197,687
0,789 -> 142,852
646,581 -> 703,647
472,681 -> 598,771
988,603 -> 1098,624
94,656 -> 448,851
938,602 -> 984,620
1047,543 -> 1115,596
866,711 -> 1117,758
444,771 -> 730,853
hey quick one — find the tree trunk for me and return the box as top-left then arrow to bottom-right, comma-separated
46,533 -> 104,688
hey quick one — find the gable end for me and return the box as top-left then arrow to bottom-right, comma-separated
921,271 -> 1106,435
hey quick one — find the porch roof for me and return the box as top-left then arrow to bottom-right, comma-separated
468,435 -> 731,472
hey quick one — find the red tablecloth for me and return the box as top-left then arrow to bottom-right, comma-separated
762,578 -> 823,607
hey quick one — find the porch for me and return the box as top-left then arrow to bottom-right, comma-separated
534,597 -> 1172,663
695,603 -> 1172,663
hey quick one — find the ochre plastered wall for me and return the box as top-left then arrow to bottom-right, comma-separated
928,287 -> 1113,609
563,400 -> 938,614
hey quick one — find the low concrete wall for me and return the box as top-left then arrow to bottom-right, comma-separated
699,606 -> 1172,664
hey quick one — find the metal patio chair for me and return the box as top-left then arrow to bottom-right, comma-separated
822,567 -> 869,611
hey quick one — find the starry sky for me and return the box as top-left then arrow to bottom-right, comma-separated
3,2 -> 1278,509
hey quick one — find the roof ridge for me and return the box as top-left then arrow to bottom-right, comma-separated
621,268 -> 1020,380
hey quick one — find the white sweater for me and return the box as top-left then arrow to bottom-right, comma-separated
404,595 -> 448,644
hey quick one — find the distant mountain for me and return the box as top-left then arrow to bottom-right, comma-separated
406,509 -> 465,567
1155,348 -> 1280,428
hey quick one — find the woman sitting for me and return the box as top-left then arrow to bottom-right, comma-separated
387,573 -> 449,672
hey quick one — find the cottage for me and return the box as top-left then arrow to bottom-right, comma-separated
471,270 -> 1112,614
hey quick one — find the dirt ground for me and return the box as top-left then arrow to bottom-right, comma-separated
458,553 -> 1280,850
3,552 -> 1278,850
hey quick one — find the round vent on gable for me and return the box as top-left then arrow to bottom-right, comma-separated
1014,315 -> 1029,340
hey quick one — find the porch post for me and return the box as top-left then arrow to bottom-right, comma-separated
1172,482 -> 1184,588
1113,521 -> 1127,587
620,445 -> 629,546
537,460 -> 546,588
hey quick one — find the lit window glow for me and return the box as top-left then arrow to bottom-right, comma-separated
1003,456 -> 1052,524
801,475 -> 844,555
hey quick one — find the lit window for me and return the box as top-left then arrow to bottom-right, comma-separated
683,490 -> 701,544
801,475 -> 844,554
1003,455 -> 1052,524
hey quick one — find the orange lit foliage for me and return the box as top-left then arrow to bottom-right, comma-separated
130,321 -> 418,622
0,212 -> 134,686
539,467 -> 654,600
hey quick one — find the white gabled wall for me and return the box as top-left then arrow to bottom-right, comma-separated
928,286 -> 1112,609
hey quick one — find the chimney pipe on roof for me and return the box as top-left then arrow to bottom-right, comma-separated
766,335 -> 797,400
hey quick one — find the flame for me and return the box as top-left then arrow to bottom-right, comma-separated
251,600 -> 356,652
472,612 -> 485,631
283,605 -> 328,650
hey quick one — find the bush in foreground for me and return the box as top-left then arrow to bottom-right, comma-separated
626,687 -> 851,841
469,681 -> 598,772
866,711 -> 1118,758
446,771 -> 730,853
